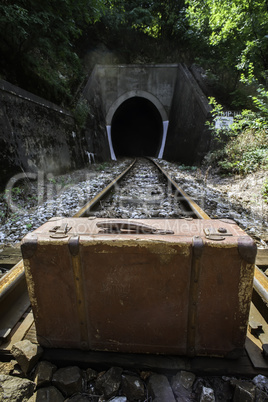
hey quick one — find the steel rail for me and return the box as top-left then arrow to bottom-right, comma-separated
73,159 -> 136,217
0,155 -> 206,340
0,158 -> 137,343
150,158 -> 210,219
0,157 -> 267,347
150,158 -> 268,315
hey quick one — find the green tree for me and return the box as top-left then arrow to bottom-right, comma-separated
101,0 -> 186,39
0,0 -> 104,104
150,0 -> 186,38
186,0 -> 268,83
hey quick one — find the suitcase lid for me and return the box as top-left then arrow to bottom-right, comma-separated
21,217 -> 255,249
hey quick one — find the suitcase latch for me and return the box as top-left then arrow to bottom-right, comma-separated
204,227 -> 233,241
49,223 -> 72,238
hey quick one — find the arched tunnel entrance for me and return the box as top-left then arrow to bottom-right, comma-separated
111,97 -> 163,157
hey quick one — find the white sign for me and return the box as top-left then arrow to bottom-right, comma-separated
215,116 -> 233,129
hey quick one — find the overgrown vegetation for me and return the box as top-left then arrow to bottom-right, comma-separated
0,1 -> 190,105
73,99 -> 91,129
205,97 -> 268,175
185,0 -> 268,105
263,179 -> 268,202
1,0 -> 267,108
186,0 -> 268,179
1,0 -> 268,183
0,181 -> 38,225
0,0 -> 104,105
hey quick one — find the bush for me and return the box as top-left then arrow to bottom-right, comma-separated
206,96 -> 268,174
73,99 -> 90,129
263,179 -> 268,203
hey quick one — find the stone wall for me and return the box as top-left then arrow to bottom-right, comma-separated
83,64 -> 212,164
83,64 -> 178,124
0,80 -> 87,184
164,64 -> 212,164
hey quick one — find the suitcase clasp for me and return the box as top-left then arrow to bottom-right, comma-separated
204,227 -> 233,241
49,223 -> 72,238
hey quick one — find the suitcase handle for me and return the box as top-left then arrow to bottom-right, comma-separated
96,220 -> 174,234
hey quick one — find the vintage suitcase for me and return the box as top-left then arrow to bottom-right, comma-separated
21,217 -> 257,357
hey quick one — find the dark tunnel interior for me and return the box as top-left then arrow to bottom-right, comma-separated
111,97 -> 163,157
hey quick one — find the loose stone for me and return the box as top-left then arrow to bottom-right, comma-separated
0,374 -> 35,401
34,360 -> 57,388
95,367 -> 123,399
52,366 -> 83,397
148,373 -> 176,402
231,379 -> 256,402
28,386 -> 65,401
253,375 -> 268,392
171,370 -> 195,400
121,374 -> 145,400
86,367 -> 98,382
11,340 -> 43,375
200,386 -> 216,402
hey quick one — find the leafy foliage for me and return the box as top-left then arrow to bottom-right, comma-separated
100,0 -> 186,39
186,0 -> 268,80
1,0 -> 268,122
263,179 -> 268,203
73,99 -> 91,129
192,0 -> 268,176
184,0 -> 268,109
205,97 -> 268,174
0,0 -> 103,104
1,1 -> 188,102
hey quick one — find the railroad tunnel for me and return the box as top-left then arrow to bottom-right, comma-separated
110,97 -> 163,158
83,64 -> 212,164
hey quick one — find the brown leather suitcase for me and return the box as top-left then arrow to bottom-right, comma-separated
21,217 -> 256,357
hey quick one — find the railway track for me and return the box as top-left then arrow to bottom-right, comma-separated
0,157 -> 268,377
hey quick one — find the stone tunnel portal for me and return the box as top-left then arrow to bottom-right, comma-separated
111,97 -> 163,157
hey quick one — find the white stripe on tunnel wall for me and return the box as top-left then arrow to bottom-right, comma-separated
106,125 -> 116,160
106,120 -> 168,160
158,121 -> 169,159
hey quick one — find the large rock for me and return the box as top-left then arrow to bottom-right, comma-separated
121,374 -> 145,400
11,340 -> 43,374
34,361 -> 57,387
28,386 -> 64,401
171,370 -> 195,400
253,375 -> 268,393
52,366 -> 83,397
95,367 -> 123,399
148,374 -> 176,402
0,374 -> 35,401
231,380 -> 256,402
200,386 -> 215,402
177,371 -> 195,390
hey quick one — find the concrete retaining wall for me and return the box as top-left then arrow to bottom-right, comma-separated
164,64 -> 212,164
0,80 -> 87,183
